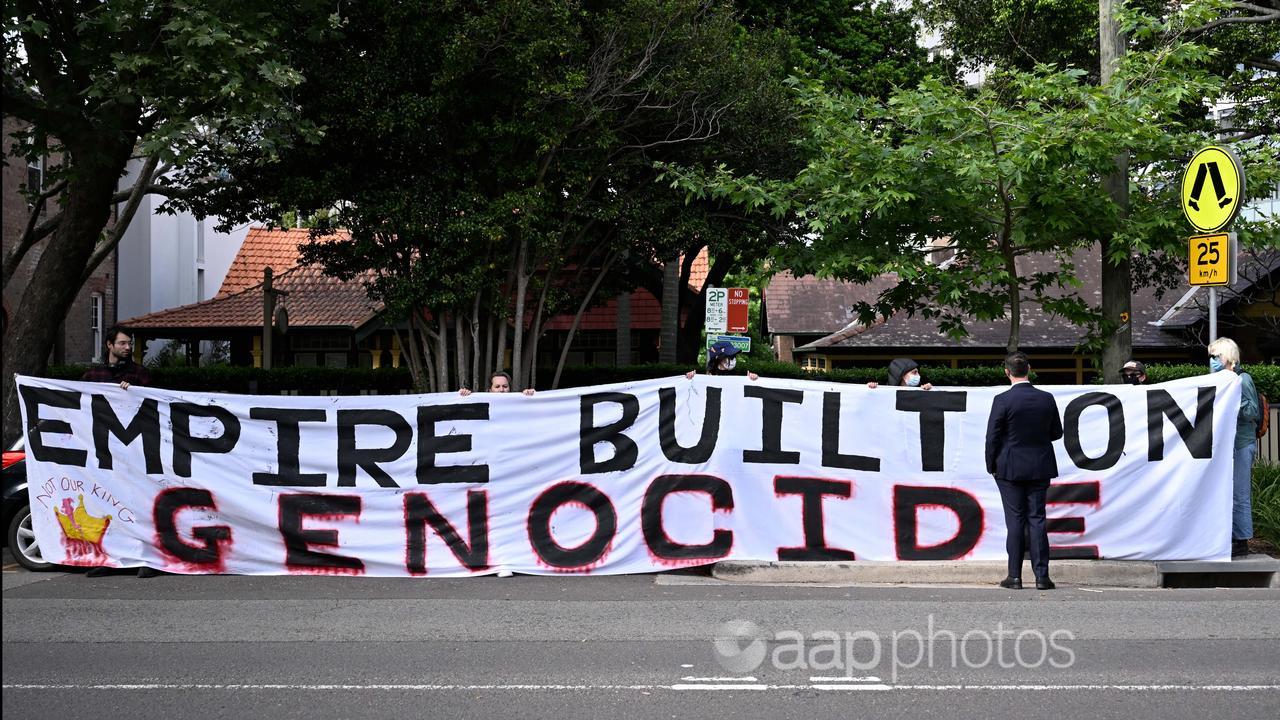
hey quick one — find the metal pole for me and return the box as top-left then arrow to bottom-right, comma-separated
1208,286 -> 1218,343
263,267 -> 274,370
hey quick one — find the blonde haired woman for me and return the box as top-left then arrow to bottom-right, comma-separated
1207,337 -> 1260,558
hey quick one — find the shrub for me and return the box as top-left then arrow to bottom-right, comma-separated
1252,462 -> 1280,549
1111,363 -> 1280,398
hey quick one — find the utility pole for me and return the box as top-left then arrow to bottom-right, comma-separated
263,267 -> 274,370
1099,0 -> 1132,383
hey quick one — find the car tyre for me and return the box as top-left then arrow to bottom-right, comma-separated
7,503 -> 53,572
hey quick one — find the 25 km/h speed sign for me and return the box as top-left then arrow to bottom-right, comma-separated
1181,146 -> 1245,233
1188,232 -> 1236,287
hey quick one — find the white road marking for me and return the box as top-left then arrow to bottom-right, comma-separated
4,683 -> 1278,693
681,676 -> 757,682
810,676 -> 881,682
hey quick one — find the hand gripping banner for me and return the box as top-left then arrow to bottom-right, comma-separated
15,372 -> 1240,576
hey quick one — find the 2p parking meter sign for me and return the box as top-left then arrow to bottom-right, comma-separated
705,287 -> 749,333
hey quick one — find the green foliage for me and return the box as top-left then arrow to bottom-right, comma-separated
1129,363 -> 1280,399
917,0 -> 1280,152
1251,462 -> 1280,549
738,0 -> 938,94
46,365 -> 414,395
195,0 -> 809,382
667,2 -> 1280,354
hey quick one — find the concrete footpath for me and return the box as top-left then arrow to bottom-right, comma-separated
712,555 -> 1280,588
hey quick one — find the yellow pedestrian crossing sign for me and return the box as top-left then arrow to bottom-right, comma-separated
1181,146 -> 1244,233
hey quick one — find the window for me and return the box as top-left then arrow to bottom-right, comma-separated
800,355 -> 827,371
89,294 -> 103,362
290,333 -> 351,351
26,156 -> 44,213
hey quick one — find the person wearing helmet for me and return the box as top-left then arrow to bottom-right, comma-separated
686,340 -> 758,380
866,358 -> 932,390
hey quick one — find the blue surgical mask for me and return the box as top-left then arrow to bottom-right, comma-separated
905,373 -> 921,387
1209,356 -> 1224,373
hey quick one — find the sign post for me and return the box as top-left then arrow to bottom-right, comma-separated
726,288 -> 749,333
1181,146 -> 1245,343
705,287 -> 727,333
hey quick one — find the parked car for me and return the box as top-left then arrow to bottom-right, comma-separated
3,438 -> 54,571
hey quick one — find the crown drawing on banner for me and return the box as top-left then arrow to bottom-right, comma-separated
56,494 -> 111,543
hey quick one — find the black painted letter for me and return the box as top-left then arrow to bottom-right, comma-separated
416,404 -> 490,484
658,387 -> 721,463
1063,392 -> 1125,470
404,490 -> 490,574
528,482 -> 617,569
21,386 -> 87,466
338,409 -> 412,487
641,474 -> 734,560
278,493 -> 364,573
774,476 -> 855,560
171,403 -> 241,478
251,408 -> 328,486
822,392 -> 880,471
743,387 -> 804,464
896,391 -> 967,472
579,393 -> 640,474
893,485 -> 983,560
1147,387 -> 1214,461
154,488 -> 230,566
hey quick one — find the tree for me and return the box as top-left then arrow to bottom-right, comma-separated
197,0 -> 806,389
919,0 -> 1280,377
666,12 -> 1278,353
1,0 -> 328,444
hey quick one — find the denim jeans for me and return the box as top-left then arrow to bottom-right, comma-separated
1233,441 -> 1257,541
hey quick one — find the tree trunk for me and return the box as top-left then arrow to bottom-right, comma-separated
678,251 -> 730,362
435,315 -> 450,391
469,293 -> 482,389
1099,0 -> 1132,383
553,253 -> 618,389
659,252 -> 680,363
455,312 -> 468,392
2,142 -> 130,446
511,239 -> 530,388
616,289 -> 632,366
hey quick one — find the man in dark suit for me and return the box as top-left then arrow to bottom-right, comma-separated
985,352 -> 1064,590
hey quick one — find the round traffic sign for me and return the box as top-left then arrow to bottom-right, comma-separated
1181,146 -> 1244,233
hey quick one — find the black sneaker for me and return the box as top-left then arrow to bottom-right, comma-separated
1231,540 -> 1250,558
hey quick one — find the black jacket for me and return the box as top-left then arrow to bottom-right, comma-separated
984,382 -> 1063,483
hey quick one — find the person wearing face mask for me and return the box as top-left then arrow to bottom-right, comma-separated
1207,337 -> 1260,558
1121,360 -> 1148,385
686,341 -> 759,380
866,358 -> 932,390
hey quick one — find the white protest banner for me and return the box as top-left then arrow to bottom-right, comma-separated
16,372 -> 1238,576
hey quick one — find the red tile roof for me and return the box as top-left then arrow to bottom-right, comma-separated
137,226 -> 707,334
542,288 -> 666,330
123,264 -> 381,331
217,227 -> 348,298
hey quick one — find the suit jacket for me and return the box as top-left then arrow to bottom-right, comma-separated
985,382 -> 1064,483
